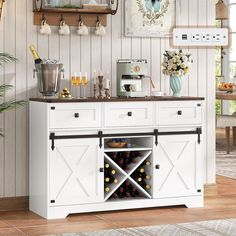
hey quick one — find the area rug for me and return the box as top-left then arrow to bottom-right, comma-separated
216,151 -> 236,179
51,218 -> 236,236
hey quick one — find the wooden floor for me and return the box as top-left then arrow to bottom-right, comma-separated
0,176 -> 235,235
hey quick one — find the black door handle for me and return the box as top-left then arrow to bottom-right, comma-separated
128,112 -> 132,117
155,165 -> 160,169
99,168 -> 104,173
177,110 -> 182,115
74,113 -> 79,118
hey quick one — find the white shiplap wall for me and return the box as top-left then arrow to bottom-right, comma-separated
0,0 -> 216,197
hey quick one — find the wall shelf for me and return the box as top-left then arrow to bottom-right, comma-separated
33,4 -> 118,27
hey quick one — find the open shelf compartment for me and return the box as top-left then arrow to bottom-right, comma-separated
107,179 -> 150,201
104,154 -> 127,201
104,136 -> 154,202
130,156 -> 153,197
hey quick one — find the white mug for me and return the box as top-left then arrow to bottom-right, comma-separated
59,21 -> 70,35
77,21 -> 89,36
40,20 -> 51,35
95,21 -> 106,36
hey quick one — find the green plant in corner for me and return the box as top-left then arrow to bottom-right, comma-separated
0,53 -> 25,136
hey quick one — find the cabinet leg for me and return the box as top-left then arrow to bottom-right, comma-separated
226,127 -> 230,154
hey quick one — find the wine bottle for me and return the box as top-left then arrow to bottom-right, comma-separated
29,45 -> 43,64
138,167 -> 145,173
112,193 -> 118,199
145,184 -> 151,190
116,157 -> 124,166
117,187 -> 125,198
125,157 -> 132,165
105,163 -> 110,169
104,165 -> 116,176
138,171 -> 151,180
145,161 -> 151,166
104,185 -> 110,192
139,180 -> 151,190
105,175 -> 118,184
136,177 -> 142,182
104,177 -> 110,183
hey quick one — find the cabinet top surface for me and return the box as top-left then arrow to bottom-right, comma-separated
29,96 -> 204,103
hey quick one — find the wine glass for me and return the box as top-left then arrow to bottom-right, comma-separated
71,72 -> 81,98
81,72 -> 89,99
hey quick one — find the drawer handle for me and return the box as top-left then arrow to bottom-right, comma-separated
155,165 -> 160,169
74,113 -> 79,118
177,110 -> 182,116
99,168 -> 104,173
127,112 -> 132,117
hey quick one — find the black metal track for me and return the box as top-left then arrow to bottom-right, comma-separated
49,128 -> 202,151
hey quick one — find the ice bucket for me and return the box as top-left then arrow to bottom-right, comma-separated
34,63 -> 64,96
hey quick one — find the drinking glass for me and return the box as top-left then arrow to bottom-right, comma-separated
81,73 -> 89,99
71,72 -> 81,98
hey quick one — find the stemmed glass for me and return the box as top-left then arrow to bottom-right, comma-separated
71,72 -> 81,98
81,72 -> 89,99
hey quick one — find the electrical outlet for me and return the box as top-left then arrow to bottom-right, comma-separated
212,33 -> 221,42
202,33 -> 211,42
172,28 -> 229,47
192,33 -> 201,42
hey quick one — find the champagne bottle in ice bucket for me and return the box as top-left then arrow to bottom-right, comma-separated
29,45 -> 43,64
30,45 -> 64,97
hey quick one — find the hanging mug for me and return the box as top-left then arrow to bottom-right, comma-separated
95,21 -> 106,36
58,20 -> 70,35
77,20 -> 89,36
40,20 -> 51,35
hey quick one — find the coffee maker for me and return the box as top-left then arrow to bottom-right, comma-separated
117,59 -> 150,97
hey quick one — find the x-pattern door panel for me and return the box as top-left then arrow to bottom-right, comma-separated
154,135 -> 202,198
49,138 -> 103,206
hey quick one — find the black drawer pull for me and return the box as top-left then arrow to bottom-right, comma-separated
177,110 -> 182,115
127,112 -> 132,117
74,113 -> 79,118
99,168 -> 104,173
155,165 -> 160,169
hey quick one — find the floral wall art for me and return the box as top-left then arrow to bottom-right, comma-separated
125,0 -> 175,37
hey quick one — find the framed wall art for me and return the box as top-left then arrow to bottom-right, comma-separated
125,0 -> 176,38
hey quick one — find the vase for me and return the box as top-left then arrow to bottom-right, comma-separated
170,75 -> 183,97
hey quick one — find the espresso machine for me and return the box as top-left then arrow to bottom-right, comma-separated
117,59 -> 150,97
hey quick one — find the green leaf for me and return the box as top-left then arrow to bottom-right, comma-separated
0,128 -> 3,137
0,84 -> 14,97
0,53 -> 18,66
0,100 -> 26,113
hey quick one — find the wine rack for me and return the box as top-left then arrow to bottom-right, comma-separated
104,137 -> 153,201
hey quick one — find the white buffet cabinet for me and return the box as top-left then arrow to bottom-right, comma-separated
29,98 -> 204,219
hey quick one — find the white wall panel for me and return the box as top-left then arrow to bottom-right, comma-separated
0,0 -> 216,197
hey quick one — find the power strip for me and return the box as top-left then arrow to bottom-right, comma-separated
172,28 -> 229,47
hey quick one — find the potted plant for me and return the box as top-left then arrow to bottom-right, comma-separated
0,53 -> 25,136
162,50 -> 192,97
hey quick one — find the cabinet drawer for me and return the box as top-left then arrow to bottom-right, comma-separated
104,102 -> 154,127
49,103 -> 102,129
156,101 -> 202,126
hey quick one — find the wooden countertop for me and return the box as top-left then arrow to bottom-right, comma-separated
29,96 -> 205,103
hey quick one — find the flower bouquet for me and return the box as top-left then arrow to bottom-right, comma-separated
162,50 -> 192,97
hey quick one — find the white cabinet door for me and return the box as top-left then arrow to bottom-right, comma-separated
153,134 -> 202,198
49,138 -> 104,206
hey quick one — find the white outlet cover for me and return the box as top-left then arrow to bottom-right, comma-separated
172,28 -> 229,47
